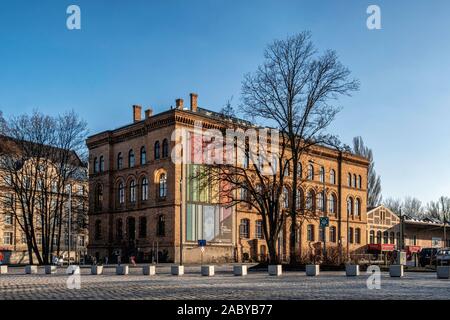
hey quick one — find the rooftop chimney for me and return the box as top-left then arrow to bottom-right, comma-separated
175,98 -> 184,110
145,108 -> 153,119
190,93 -> 198,112
133,105 -> 142,122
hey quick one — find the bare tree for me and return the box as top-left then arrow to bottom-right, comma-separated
0,110 -> 88,265
241,32 -> 359,263
0,110 -> 6,134
402,197 -> 423,218
352,136 -> 382,208
383,197 -> 403,216
426,196 -> 450,223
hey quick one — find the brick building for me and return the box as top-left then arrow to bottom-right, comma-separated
86,94 -> 369,264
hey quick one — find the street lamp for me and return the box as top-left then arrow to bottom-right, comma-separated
309,159 -> 327,261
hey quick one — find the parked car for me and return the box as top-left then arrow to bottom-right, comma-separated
418,248 -> 438,267
436,248 -> 450,266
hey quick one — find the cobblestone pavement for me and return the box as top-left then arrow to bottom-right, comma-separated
0,265 -> 449,300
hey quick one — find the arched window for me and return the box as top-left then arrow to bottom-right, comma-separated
240,186 -> 248,201
330,169 -> 336,184
118,182 -> 125,204
117,152 -> 123,170
99,156 -> 104,172
358,175 -> 362,189
307,224 -> 315,241
282,187 -> 289,208
376,231 -> 382,244
140,147 -> 146,165
319,166 -> 325,183
307,164 -> 314,180
129,150 -> 135,168
349,227 -> 354,243
157,215 -> 165,236
306,190 -> 315,211
95,184 -> 103,210
369,230 -> 375,244
255,220 -> 263,239
328,194 -> 337,214
347,173 -> 352,187
317,192 -> 325,212
347,197 -> 354,216
329,226 -> 337,242
141,177 -> 148,201
355,228 -> 361,244
93,157 -> 99,173
94,220 -> 102,240
297,163 -> 302,179
296,189 -> 303,209
130,180 -> 136,203
239,219 -> 250,238
353,174 -> 357,188
383,231 -> 389,244
116,219 -> 123,240
355,198 -> 361,216
162,139 -> 169,158
139,216 -> 147,238
159,173 -> 167,198
154,141 -> 160,160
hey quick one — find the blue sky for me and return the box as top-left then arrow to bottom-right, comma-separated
0,0 -> 450,203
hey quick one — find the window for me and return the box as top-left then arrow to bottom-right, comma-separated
159,173 -> 167,198
141,177 -> 149,201
94,220 -> 102,240
319,226 -> 325,242
95,184 -> 103,210
307,164 -> 314,180
127,217 -> 136,240
4,213 -> 12,225
240,187 -> 248,201
240,219 -> 250,238
317,192 -> 325,212
347,197 -> 353,216
154,141 -> 160,160
140,147 -> 146,165
307,224 -> 315,241
330,169 -> 336,184
3,232 -> 13,245
118,182 -> 125,204
355,198 -> 361,216
349,227 -> 354,244
370,230 -> 375,244
383,231 -> 389,244
255,220 -> 263,239
139,216 -> 147,238
283,161 -> 290,176
353,174 -> 357,188
347,173 -> 352,187
129,150 -> 135,168
328,194 -> 337,214
157,215 -> 165,236
117,152 -> 123,170
99,156 -> 104,172
162,139 -> 169,158
355,228 -> 361,244
116,219 -> 123,240
319,166 -> 325,183
296,189 -> 303,209
130,180 -> 136,203
329,226 -> 336,242
306,190 -> 315,211
376,231 -> 382,244
390,232 -> 395,244
282,187 -> 289,208
358,175 -> 362,189
297,163 -> 302,179
78,235 -> 85,247
93,157 -> 99,173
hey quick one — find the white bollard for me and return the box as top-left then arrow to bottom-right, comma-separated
116,265 -> 129,275
233,265 -> 247,276
66,265 -> 80,275
91,265 -> 103,275
44,265 -> 57,274
201,265 -> 214,276
268,265 -> 282,276
389,265 -> 404,277
0,265 -> 8,274
171,265 -> 184,276
306,264 -> 320,276
143,265 -> 156,276
345,264 -> 360,276
437,266 -> 450,279
25,265 -> 38,274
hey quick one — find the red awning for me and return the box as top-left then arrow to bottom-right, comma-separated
406,245 -> 421,253
367,243 -> 396,252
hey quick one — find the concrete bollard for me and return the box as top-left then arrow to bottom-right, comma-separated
389,265 -> 404,277
233,265 -> 247,276
345,264 -> 360,276
116,265 -> 129,275
66,265 -> 80,275
25,265 -> 38,274
91,265 -> 103,275
143,265 -> 156,276
268,265 -> 282,276
171,265 -> 184,276
44,265 -> 57,274
437,266 -> 450,279
201,265 -> 215,276
0,265 -> 8,274
306,264 -> 320,276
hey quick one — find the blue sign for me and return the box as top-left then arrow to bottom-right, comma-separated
198,239 -> 206,247
320,217 -> 329,228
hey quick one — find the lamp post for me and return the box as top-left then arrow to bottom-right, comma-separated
309,160 -> 327,261
67,184 -> 72,266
